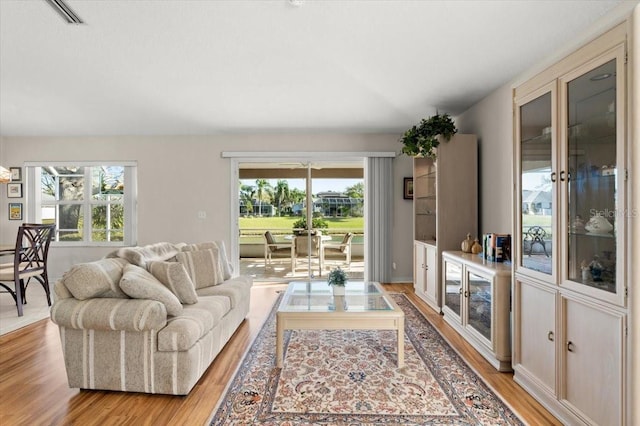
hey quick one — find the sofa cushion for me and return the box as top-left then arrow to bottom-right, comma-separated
116,242 -> 179,268
157,296 -> 231,351
175,249 -> 224,289
62,258 -> 129,300
119,264 -> 183,316
51,297 -> 168,331
147,261 -> 199,305
196,275 -> 252,308
181,241 -> 233,280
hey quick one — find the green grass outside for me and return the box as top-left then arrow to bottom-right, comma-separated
522,214 -> 552,237
521,214 -> 552,227
240,216 -> 363,230
240,216 -> 364,243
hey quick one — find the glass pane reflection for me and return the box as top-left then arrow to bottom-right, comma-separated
520,92 -> 553,275
567,59 -> 617,293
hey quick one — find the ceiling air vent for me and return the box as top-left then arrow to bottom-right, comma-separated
44,0 -> 84,24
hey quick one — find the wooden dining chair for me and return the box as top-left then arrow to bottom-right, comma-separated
0,223 -> 55,316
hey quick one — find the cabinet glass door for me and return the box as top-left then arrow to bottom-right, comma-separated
444,261 -> 462,317
565,58 -> 618,294
518,90 -> 555,277
414,158 -> 437,241
467,271 -> 492,341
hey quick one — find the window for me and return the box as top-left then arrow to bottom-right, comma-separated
26,162 -> 137,246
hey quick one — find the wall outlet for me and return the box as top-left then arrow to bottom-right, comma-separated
197,211 -> 207,219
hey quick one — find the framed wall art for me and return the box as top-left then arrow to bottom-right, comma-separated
9,203 -> 22,220
403,177 -> 414,200
7,182 -> 22,198
9,167 -> 22,181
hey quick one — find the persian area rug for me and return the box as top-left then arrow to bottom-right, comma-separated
209,293 -> 523,425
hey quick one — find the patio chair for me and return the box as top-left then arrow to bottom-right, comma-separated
323,232 -> 353,269
263,231 -> 294,267
0,223 -> 55,316
524,226 -> 549,257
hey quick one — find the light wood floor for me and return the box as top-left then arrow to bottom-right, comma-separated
0,283 -> 561,426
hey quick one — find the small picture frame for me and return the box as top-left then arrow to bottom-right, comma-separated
9,203 -> 22,220
9,167 -> 22,181
403,177 -> 414,200
7,182 -> 22,198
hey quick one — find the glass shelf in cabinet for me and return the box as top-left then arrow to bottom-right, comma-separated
576,279 -> 616,293
568,231 -> 615,239
570,172 -> 616,181
568,118 -> 615,140
521,133 -> 551,144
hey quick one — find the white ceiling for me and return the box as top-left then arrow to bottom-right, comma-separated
0,0 -> 632,137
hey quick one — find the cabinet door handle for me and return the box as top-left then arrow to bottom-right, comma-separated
550,172 -> 556,182
547,331 -> 554,341
425,265 -> 429,270
464,290 -> 469,298
566,171 -> 571,181
567,341 -> 574,352
459,288 -> 463,295
559,171 -> 566,181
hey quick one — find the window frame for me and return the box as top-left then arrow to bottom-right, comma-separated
25,161 -> 138,247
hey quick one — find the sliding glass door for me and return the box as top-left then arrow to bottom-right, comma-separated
237,160 -> 365,281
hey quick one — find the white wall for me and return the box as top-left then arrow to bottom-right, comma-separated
455,84 -> 513,236
0,134 -> 414,281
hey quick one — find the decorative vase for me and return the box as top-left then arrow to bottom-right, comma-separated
471,239 -> 482,255
571,215 -> 585,232
585,215 -> 613,234
461,233 -> 474,253
589,256 -> 604,282
580,260 -> 590,281
332,285 -> 345,296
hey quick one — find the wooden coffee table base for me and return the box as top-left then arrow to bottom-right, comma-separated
276,295 -> 405,368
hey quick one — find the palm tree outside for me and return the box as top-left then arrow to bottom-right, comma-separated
273,179 -> 291,216
254,179 -> 273,217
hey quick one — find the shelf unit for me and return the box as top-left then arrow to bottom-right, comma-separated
513,22 -> 630,425
412,134 -> 478,312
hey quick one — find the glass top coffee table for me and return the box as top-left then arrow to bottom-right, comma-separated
276,281 -> 405,368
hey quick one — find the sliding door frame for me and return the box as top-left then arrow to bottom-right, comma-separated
222,151 -> 395,281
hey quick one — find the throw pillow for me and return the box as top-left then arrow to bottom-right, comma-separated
116,242 -> 179,268
176,249 -> 224,289
213,240 -> 234,279
62,258 -> 129,300
147,261 -> 198,304
119,264 -> 183,316
181,241 -> 233,280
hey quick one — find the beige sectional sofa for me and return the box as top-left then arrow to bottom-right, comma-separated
50,241 -> 251,395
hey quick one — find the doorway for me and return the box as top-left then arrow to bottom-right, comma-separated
236,159 -> 365,282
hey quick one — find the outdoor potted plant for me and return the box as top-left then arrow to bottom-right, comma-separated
399,112 -> 457,159
292,216 -> 329,236
327,267 -> 348,296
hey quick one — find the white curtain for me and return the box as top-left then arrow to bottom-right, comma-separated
365,157 -> 393,282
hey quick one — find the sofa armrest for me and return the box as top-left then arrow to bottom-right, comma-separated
51,298 -> 168,332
